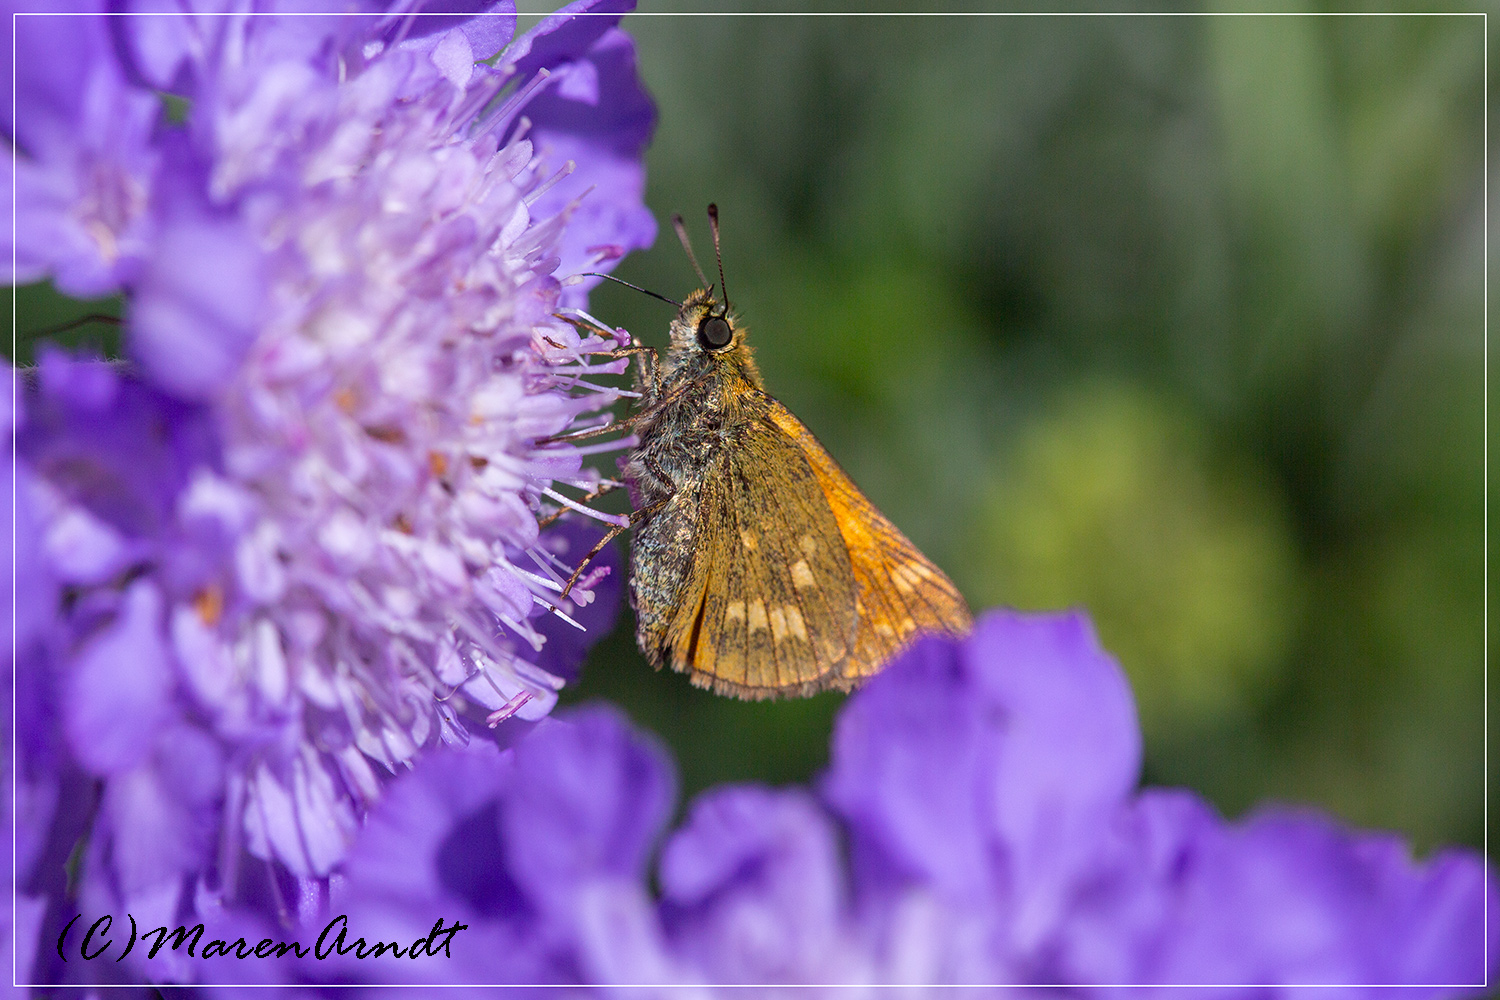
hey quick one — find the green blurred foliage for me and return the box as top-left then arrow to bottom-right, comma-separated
17,10 -> 1486,849
562,10 -> 1486,850
11,284 -> 122,366
973,383 -> 1303,740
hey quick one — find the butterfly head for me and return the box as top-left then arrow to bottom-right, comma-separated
669,288 -> 745,356
663,207 -> 761,387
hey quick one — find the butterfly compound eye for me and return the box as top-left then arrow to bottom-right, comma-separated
698,315 -> 733,350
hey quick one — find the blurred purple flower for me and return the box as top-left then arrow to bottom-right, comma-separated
205,611 -> 1494,994
657,785 -> 860,985
9,1 -> 652,985
178,706 -> 674,989
820,611 -> 1497,990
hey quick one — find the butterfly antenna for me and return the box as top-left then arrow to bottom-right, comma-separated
671,212 -> 712,292
579,272 -> 682,308
707,203 -> 728,314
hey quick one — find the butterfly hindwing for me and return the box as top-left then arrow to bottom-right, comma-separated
662,404 -> 859,698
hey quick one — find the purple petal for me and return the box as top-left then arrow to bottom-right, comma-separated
35,348 -> 121,411
825,610 -> 1143,957
21,354 -> 218,542
975,611 -> 1141,949
1150,805 -> 1499,988
3,2 -> 109,148
12,768 -> 59,892
324,740 -> 631,986
6,461 -> 61,654
241,754 -> 359,877
6,894 -> 48,987
523,26 -> 657,302
9,19 -> 160,296
499,0 -> 634,78
130,205 -> 265,400
43,505 -> 132,585
823,633 -> 994,901
106,1 -> 365,95
660,785 -> 849,983
973,610 -> 1142,825
96,724 -> 224,895
1049,787 -> 1220,983
64,579 -> 174,773
573,880 -> 680,987
502,704 -> 675,915
343,742 -> 517,911
322,743 -> 579,985
392,1 -> 518,62
1390,847 -> 1500,986
529,519 -> 623,683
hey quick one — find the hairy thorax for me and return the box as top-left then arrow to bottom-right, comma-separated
624,348 -> 765,662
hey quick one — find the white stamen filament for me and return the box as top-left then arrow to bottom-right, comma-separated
542,487 -> 631,527
524,159 -> 575,207
485,690 -> 533,727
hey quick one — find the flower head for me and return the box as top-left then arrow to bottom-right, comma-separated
11,2 -> 654,973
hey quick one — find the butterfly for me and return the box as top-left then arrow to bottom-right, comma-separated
549,206 -> 971,699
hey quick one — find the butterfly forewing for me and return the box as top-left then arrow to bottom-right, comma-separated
764,401 -> 972,682
663,408 -> 859,698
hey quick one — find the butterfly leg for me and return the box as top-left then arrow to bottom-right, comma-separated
549,312 -> 624,343
535,418 -> 632,446
536,361 -> 703,449
544,334 -> 656,373
546,308 -> 663,398
569,343 -> 660,400
608,367 -> 711,428
627,344 -> 662,399
557,522 -> 628,601
537,479 -> 625,529
587,343 -> 660,399
558,458 -> 676,600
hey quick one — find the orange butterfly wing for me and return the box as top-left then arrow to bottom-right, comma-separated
659,404 -> 859,698
656,395 -> 971,699
764,400 -> 973,683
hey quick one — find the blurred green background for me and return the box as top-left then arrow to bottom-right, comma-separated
559,8 -> 1488,853
14,9 -> 1487,853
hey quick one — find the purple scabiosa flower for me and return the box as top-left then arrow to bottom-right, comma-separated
199,611 -> 1494,994
194,705 -> 676,989
11,2 -> 652,984
822,611 -> 1497,991
3,2 -> 161,295
655,785 -> 867,986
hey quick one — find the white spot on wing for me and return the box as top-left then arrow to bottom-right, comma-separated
748,599 -> 768,632
791,560 -> 816,590
784,606 -> 808,642
726,600 -> 746,623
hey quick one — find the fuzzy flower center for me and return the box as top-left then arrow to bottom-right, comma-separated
160,33 -> 633,875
